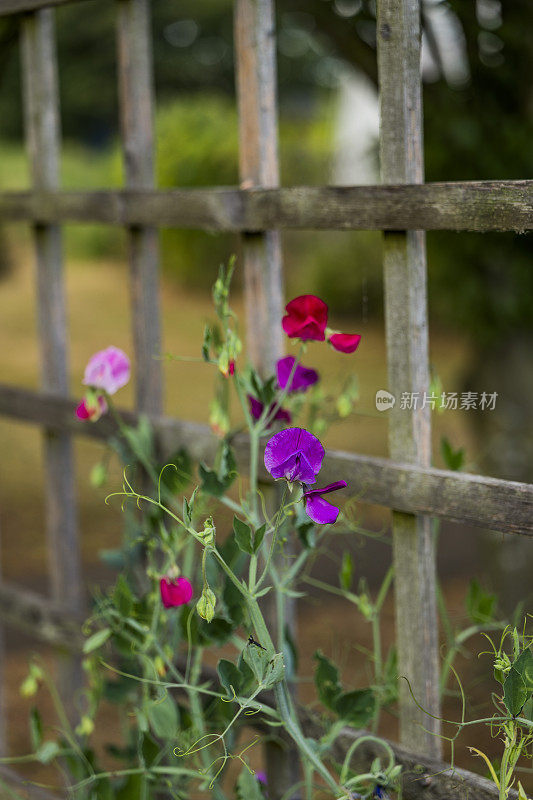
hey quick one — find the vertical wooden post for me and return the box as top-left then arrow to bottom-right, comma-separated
116,0 -> 162,416
234,2 -> 298,795
20,8 -> 83,712
376,0 -> 441,757
0,523 -> 6,754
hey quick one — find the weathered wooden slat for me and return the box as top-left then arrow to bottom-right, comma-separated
0,0 -> 90,15
377,0 -> 440,757
234,2 -> 296,794
0,181 -> 532,231
20,7 -> 83,717
0,384 -> 531,533
116,0 -> 162,417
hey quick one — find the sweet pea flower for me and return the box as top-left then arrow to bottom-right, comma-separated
282,294 -> 362,354
159,576 -> 194,608
327,332 -> 361,354
248,395 -> 291,425
276,356 -> 319,393
282,295 -> 328,341
264,427 -> 324,485
75,394 -> 107,423
83,346 -> 130,395
303,480 -> 347,525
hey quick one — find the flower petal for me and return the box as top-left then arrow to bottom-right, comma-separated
264,427 -> 324,483
328,333 -> 361,354
276,356 -> 319,393
282,295 -> 328,341
305,495 -> 340,525
83,346 -> 130,395
160,576 -> 193,607
303,480 -> 347,499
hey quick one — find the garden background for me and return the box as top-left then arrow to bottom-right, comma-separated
0,0 -> 532,790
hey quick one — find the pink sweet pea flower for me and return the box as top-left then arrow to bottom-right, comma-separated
276,356 -> 319,393
159,576 -> 194,608
75,395 -> 107,423
328,333 -> 361,354
248,395 -> 291,425
303,480 -> 347,525
83,346 -> 130,396
282,295 -> 328,341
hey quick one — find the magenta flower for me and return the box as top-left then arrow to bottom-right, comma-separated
248,395 -> 291,425
276,356 -> 319,393
264,427 -> 324,485
328,333 -> 361,354
160,576 -> 194,608
75,394 -> 107,423
83,346 -> 130,396
303,480 -> 347,525
282,295 -> 328,341
255,771 -> 267,786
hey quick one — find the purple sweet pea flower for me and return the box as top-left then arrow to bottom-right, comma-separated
264,427 -> 324,485
248,395 -> 291,425
255,771 -> 267,786
83,346 -> 130,396
303,480 -> 347,525
276,356 -> 319,393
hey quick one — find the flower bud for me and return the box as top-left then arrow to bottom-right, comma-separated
196,587 -> 216,623
200,516 -> 216,546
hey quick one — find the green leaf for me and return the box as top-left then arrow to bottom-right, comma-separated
440,436 -> 465,472
29,707 -> 43,750
147,693 -> 179,739
202,324 -> 213,362
83,628 -> 111,654
466,579 -> 496,624
314,651 -> 342,710
253,523 -> 267,554
199,463 -> 227,498
340,552 -> 353,591
512,646 -> 533,689
263,653 -> 285,689
233,516 -> 254,554
335,689 -> 376,727
90,461 -> 107,489
236,765 -> 264,800
503,667 -> 529,716
243,644 -> 271,685
113,574 -> 134,618
159,448 -> 192,494
217,659 -> 243,698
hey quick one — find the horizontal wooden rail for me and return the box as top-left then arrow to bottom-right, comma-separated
0,583 -> 515,800
0,0 -> 92,15
1,384 -> 531,535
0,181 -> 532,231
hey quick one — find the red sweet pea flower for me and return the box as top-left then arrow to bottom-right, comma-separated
328,333 -> 361,354
282,295 -> 328,341
75,394 -> 107,422
159,576 -> 193,608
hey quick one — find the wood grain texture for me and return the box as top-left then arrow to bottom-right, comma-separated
116,0 -> 162,417
0,0 -> 92,14
234,3 -> 297,794
0,384 -> 531,535
234,0 -> 283,375
1,182 -> 531,230
377,0 -> 440,756
20,9 -> 83,718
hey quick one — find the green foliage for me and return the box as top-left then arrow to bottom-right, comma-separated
440,436 -> 466,472
236,766 -> 264,800
314,651 -> 376,728
466,579 -> 497,624
503,647 -> 533,717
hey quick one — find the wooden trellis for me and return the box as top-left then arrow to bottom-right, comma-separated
0,0 -> 532,796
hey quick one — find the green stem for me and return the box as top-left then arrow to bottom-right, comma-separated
255,484 -> 288,591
